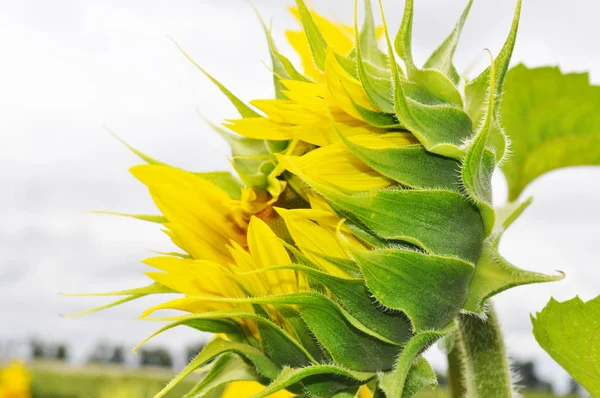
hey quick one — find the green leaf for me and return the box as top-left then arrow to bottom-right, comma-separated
340,136 -> 462,191
295,0 -> 328,71
172,40 -> 260,118
532,296 -> 600,397
500,64 -> 600,201
249,366 -> 374,398
184,354 -> 260,398
378,326 -> 452,398
319,187 -> 484,263
154,338 -> 280,398
350,247 -> 473,331
423,0 -> 473,85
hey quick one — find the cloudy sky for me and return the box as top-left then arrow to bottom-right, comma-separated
1,0 -> 599,391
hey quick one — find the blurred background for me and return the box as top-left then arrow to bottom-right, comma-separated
1,0 -> 598,396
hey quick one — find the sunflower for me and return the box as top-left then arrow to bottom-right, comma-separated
0,361 -> 31,398
75,1 -> 562,397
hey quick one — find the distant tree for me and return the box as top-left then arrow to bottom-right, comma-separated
434,370 -> 448,386
30,340 -> 44,359
88,342 -> 125,365
512,360 -> 553,393
568,377 -> 583,396
109,346 -> 125,364
56,344 -> 68,361
140,348 -> 173,368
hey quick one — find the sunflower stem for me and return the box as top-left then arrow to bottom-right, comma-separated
457,303 -> 514,397
447,335 -> 467,398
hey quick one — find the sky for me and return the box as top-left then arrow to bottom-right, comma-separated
1,0 -> 599,392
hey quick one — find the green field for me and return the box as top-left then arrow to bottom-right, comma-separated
29,362 -> 578,398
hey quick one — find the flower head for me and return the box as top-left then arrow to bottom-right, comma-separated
0,361 -> 31,398
76,1 -> 563,397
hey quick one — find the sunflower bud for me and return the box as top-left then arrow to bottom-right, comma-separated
77,1 -> 564,397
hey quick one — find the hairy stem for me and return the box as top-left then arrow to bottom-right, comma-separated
457,303 -> 514,398
447,336 -> 467,398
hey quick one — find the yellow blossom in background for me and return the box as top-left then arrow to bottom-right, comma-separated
0,361 -> 30,398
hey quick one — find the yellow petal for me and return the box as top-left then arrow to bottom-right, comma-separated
247,217 -> 308,294
143,256 -> 244,298
130,165 -> 245,262
276,142 -> 392,192
358,385 -> 374,398
222,381 -> 294,398
348,132 -> 419,149
276,208 -> 349,278
141,297 -> 238,318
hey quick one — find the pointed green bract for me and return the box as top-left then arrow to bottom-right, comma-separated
180,293 -> 403,371
252,5 -> 288,100
184,354 -> 259,398
463,242 -> 564,314
532,296 -> 600,397
394,0 -> 415,69
392,0 -> 464,107
88,211 -> 167,224
154,338 -> 280,398
379,325 -> 452,398
248,261 -> 413,344
173,40 -> 260,118
424,0 -> 473,84
295,0 -> 328,71
400,357 -> 438,398
393,82 -> 471,159
355,0 -> 395,113
342,138 -> 462,191
500,64 -> 600,200
144,310 -> 316,367
464,199 -> 563,313
351,247 -> 473,331
465,0 -> 522,122
249,366 -> 373,398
